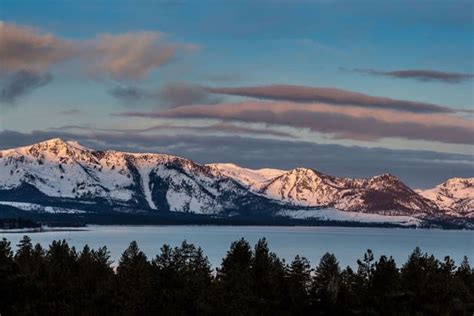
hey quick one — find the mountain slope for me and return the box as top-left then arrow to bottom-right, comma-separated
418,178 -> 474,218
209,164 -> 438,215
0,139 -> 276,214
0,139 -> 471,225
207,163 -> 285,191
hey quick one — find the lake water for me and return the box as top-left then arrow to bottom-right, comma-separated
1,225 -> 473,269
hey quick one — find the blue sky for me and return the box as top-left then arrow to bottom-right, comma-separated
0,0 -> 473,187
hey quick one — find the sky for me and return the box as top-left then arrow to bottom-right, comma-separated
0,0 -> 473,188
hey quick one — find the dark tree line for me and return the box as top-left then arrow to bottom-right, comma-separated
0,236 -> 472,315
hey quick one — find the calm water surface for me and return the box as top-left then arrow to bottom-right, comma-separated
1,225 -> 472,268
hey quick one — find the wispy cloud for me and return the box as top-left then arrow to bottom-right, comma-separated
49,121 -> 294,138
207,84 -> 455,114
116,101 -> 474,145
0,22 -> 76,72
160,83 -> 221,107
108,86 -> 152,105
89,32 -> 190,80
0,70 -> 52,104
109,82 -> 221,107
349,68 -> 474,84
0,22 -> 196,81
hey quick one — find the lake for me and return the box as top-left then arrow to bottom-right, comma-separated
1,225 -> 473,269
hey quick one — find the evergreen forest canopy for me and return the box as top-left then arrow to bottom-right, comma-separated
0,236 -> 473,315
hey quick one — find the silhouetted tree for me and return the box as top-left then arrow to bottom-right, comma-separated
76,245 -> 115,314
12,236 -> 43,314
370,255 -> 401,314
0,236 -> 472,315
401,247 -> 448,314
285,255 -> 312,313
152,241 -> 213,314
214,238 -> 254,314
0,238 -> 18,314
310,253 -> 341,314
116,241 -> 153,315
42,240 -> 79,314
251,238 -> 286,313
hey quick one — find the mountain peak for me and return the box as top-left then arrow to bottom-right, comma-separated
32,138 -> 73,151
38,138 -> 68,145
419,177 -> 474,215
22,138 -> 96,162
1,140 -> 471,222
371,173 -> 399,181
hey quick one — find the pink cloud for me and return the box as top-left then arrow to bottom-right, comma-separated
116,101 -> 474,144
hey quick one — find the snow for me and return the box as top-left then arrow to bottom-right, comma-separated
207,163 -> 285,190
137,166 -> 157,210
261,168 -> 336,206
419,178 -> 474,215
0,201 -> 86,214
278,209 -> 421,226
0,138 -> 471,219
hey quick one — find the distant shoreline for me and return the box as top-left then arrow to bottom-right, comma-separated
0,227 -> 89,234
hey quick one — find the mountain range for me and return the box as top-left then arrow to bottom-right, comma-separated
0,139 -> 472,228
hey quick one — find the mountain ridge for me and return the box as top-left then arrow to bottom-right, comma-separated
0,139 -> 472,227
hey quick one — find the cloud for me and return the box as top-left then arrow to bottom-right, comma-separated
109,82 -> 221,107
108,86 -> 152,105
0,22 -> 196,81
116,101 -> 474,145
90,32 -> 177,80
0,70 -> 52,104
350,68 -> 474,83
160,83 -> 221,107
207,84 -> 455,114
49,121 -> 294,138
0,22 -> 76,72
131,122 -> 293,138
1,129 -> 472,188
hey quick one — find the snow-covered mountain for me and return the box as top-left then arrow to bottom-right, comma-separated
0,139 -> 275,215
0,139 -> 472,226
209,164 -> 438,216
418,178 -> 474,218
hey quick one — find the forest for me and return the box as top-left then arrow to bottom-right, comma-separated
0,236 -> 472,315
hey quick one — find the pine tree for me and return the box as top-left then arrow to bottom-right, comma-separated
370,255 -> 401,314
310,253 -> 341,314
401,247 -> 443,314
43,240 -> 79,314
286,255 -> 312,312
152,241 -> 213,314
12,235 -> 41,314
15,235 -> 33,263
116,241 -> 153,315
0,238 -> 18,315
76,245 -> 115,314
214,238 -> 255,314
457,256 -> 474,293
251,238 -> 286,313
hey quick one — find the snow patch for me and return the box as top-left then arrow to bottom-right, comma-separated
0,201 -> 86,214
278,209 -> 421,226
